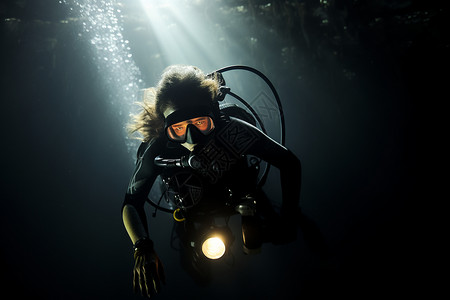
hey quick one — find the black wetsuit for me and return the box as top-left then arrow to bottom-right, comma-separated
123,116 -> 301,233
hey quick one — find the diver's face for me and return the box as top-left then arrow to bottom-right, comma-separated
163,107 -> 197,151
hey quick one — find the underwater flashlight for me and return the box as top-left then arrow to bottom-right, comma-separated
201,236 -> 226,260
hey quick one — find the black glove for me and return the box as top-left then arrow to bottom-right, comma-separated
133,238 -> 166,298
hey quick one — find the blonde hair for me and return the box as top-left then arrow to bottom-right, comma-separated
128,65 -> 220,142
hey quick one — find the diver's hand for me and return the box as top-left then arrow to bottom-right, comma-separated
133,238 -> 166,298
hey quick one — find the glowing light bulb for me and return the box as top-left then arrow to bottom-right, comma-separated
201,236 -> 226,259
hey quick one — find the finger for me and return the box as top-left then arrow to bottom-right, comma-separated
152,253 -> 166,286
136,256 -> 148,298
140,262 -> 148,298
133,257 -> 140,294
133,267 -> 138,294
143,262 -> 156,298
150,262 -> 161,294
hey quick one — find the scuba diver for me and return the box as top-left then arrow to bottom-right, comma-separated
122,65 -> 301,298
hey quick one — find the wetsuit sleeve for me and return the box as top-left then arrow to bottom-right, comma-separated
234,118 -> 302,217
122,138 -> 164,243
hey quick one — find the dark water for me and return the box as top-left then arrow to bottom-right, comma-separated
1,1 -> 445,299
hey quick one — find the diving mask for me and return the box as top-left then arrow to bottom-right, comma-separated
164,106 -> 216,143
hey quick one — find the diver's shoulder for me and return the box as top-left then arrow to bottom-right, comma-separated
137,135 -> 166,158
227,116 -> 260,132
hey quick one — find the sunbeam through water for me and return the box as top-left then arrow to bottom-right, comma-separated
60,0 -> 143,152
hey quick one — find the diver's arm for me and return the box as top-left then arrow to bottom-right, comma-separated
232,118 -> 302,216
122,138 -> 166,297
277,148 -> 301,216
123,198 -> 149,244
122,139 -> 163,244
260,140 -> 301,217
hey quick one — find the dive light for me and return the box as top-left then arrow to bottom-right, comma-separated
201,236 -> 226,260
197,227 -> 233,260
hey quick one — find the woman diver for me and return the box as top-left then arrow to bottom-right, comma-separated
122,65 -> 301,298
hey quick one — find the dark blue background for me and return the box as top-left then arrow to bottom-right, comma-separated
1,1 -> 443,299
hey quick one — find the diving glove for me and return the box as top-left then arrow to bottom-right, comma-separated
133,238 -> 166,298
